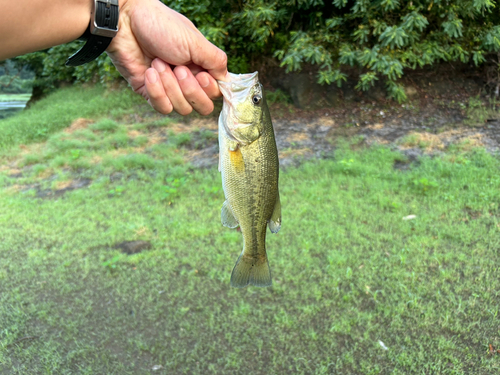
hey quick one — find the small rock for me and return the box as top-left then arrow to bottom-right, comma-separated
403,215 -> 417,221
152,365 -> 163,371
405,86 -> 418,97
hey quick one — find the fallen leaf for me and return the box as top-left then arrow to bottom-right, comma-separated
379,340 -> 388,350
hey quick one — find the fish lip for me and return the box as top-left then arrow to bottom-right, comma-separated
218,72 -> 259,101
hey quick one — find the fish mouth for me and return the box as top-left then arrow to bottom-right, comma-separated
218,72 -> 260,144
218,72 -> 259,103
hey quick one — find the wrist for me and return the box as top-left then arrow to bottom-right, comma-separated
66,0 -> 119,66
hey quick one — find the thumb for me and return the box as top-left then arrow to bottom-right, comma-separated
191,37 -> 228,82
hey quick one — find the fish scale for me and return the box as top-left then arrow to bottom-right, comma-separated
218,72 -> 281,288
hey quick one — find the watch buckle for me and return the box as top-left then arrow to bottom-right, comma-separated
90,0 -> 119,38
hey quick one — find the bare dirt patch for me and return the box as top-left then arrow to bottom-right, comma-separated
36,178 -> 92,198
174,94 -> 500,170
64,118 -> 93,133
127,130 -> 142,138
145,132 -> 164,146
114,240 -> 152,255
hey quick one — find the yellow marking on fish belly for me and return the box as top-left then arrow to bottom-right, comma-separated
229,148 -> 245,172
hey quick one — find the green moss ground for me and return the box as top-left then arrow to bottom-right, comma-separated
1,86 -> 500,374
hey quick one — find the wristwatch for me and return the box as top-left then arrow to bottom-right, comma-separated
66,0 -> 119,66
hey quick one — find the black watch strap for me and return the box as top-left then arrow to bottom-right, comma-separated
66,0 -> 119,67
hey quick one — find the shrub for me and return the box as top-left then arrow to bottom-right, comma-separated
11,0 -> 500,102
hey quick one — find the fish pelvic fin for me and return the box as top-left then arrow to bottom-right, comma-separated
221,201 -> 239,229
230,253 -> 272,288
268,192 -> 281,234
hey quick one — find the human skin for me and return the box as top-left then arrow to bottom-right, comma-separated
0,0 -> 227,116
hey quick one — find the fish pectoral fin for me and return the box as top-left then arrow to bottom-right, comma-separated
221,200 -> 239,228
228,140 -> 239,152
268,192 -> 282,234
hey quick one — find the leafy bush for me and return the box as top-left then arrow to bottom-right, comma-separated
10,0 -> 500,101
269,0 -> 500,101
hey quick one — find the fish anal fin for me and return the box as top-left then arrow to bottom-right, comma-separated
268,192 -> 281,234
221,201 -> 239,229
230,254 -> 272,288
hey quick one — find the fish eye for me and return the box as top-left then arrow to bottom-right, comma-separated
252,95 -> 262,105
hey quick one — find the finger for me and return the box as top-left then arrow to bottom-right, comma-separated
186,63 -> 204,76
196,71 -> 221,100
152,58 -> 193,116
174,66 -> 214,116
144,68 -> 173,114
189,34 -> 228,81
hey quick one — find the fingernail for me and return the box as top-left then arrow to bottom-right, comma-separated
175,68 -> 187,81
146,69 -> 157,84
198,74 -> 210,88
218,71 -> 230,82
153,59 -> 166,73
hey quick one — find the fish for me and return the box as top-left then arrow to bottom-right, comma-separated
218,72 -> 281,288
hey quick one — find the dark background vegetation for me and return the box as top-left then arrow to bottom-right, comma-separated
0,60 -> 33,95
2,0 -> 500,102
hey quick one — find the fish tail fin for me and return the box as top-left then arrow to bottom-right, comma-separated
230,253 -> 272,288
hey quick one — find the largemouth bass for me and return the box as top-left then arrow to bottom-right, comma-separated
218,72 -> 281,288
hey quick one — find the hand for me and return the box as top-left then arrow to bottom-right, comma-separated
106,0 -> 227,116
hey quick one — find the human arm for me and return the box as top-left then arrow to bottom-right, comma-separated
0,0 -> 91,60
0,0 -> 227,116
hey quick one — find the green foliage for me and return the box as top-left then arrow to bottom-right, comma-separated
412,177 -> 439,195
464,95 -> 497,126
0,75 -> 32,94
102,254 -> 122,271
162,176 -> 188,204
178,0 -> 500,102
11,43 -> 120,95
108,185 -> 125,197
9,0 -> 500,103
265,89 -> 292,105
0,60 -> 34,94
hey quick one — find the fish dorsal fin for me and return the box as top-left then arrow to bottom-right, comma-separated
221,200 -> 239,228
268,192 -> 281,233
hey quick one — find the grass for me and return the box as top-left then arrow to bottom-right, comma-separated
464,96 -> 500,127
0,84 -> 150,149
398,132 -> 445,151
1,86 -> 500,374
